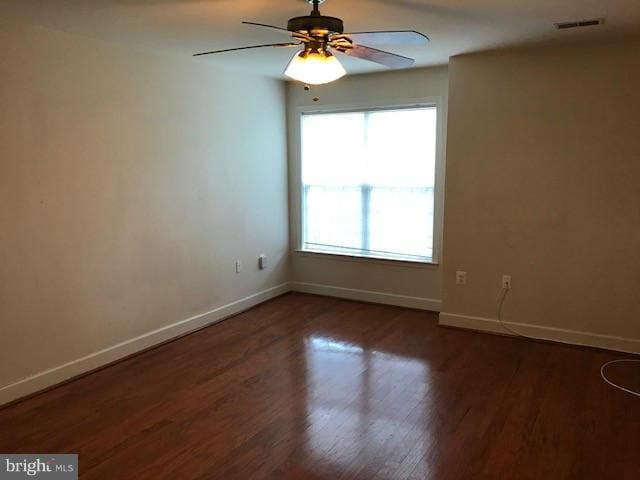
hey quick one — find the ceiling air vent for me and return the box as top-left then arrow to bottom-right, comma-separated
555,18 -> 605,30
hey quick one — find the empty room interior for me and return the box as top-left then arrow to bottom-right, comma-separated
1,0 -> 640,478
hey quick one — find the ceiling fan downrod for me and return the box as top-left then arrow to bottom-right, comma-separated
309,0 -> 322,16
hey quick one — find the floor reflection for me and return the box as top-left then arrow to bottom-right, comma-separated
302,334 -> 432,476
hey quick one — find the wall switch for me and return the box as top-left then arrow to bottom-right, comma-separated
235,260 -> 242,274
456,271 -> 467,285
258,254 -> 267,270
502,275 -> 512,290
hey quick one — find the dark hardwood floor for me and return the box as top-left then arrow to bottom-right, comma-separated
2,293 -> 639,479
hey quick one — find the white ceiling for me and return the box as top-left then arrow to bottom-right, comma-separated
2,0 -> 639,78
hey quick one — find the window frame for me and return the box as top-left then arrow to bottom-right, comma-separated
291,97 -> 446,266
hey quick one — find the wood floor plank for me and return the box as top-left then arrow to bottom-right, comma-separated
1,292 -> 638,479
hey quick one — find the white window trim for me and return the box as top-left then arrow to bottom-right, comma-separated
291,97 -> 447,266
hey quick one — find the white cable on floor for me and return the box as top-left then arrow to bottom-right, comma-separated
600,359 -> 640,397
495,288 -> 524,338
496,287 -> 640,398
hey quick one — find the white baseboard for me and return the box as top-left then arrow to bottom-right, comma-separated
439,312 -> 640,355
0,283 -> 291,406
290,281 -> 441,312
4,282 -> 634,406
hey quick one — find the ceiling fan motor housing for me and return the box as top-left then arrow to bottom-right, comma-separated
287,15 -> 344,35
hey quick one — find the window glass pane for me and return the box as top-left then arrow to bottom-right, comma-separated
367,108 -> 437,188
302,113 -> 365,186
304,186 -> 362,252
368,187 -> 434,259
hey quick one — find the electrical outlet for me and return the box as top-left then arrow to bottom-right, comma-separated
502,275 -> 512,290
456,271 -> 467,285
258,254 -> 267,270
235,260 -> 242,274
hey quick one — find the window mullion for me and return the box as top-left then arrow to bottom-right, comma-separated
361,185 -> 371,252
302,184 -> 310,249
362,111 -> 371,252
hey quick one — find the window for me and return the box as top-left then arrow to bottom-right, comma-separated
299,105 -> 440,263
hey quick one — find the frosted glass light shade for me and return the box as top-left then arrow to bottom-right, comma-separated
285,50 -> 346,85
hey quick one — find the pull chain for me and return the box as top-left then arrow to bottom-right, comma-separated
303,84 -> 320,102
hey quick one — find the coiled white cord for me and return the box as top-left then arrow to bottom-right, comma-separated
600,359 -> 640,398
496,288 -> 639,398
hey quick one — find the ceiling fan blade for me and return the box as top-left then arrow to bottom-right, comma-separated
241,21 -> 309,41
337,45 -> 415,68
334,31 -> 429,45
194,42 -> 301,57
241,21 -> 291,34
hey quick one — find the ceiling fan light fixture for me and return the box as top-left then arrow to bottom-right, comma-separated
284,48 -> 346,85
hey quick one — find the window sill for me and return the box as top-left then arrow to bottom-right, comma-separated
295,249 -> 439,269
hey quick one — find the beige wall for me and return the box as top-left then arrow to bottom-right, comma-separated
4,21 -> 638,398
442,41 -> 640,342
286,67 -> 448,304
0,23 -> 289,388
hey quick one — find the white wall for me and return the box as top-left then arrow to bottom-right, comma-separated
441,41 -> 640,353
0,23 -> 290,398
286,67 -> 448,309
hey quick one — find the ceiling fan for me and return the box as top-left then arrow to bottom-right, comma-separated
194,0 -> 429,85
